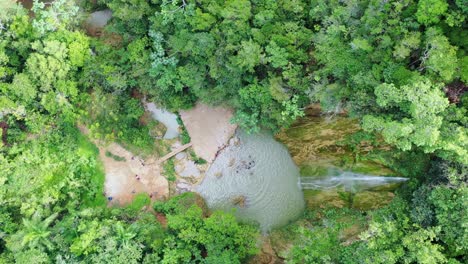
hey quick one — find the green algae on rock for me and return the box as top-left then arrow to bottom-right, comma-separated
276,105 -> 405,211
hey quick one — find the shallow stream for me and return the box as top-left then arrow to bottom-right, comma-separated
146,102 -> 180,139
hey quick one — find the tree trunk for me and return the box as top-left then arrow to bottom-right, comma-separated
0,121 -> 8,146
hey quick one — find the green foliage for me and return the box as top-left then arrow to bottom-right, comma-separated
359,198 -> 447,264
163,159 -> 177,182
159,200 -> 259,263
154,193 -> 259,263
102,0 -> 314,131
0,0 -> 23,32
310,0 -> 467,164
83,88 -> 157,155
428,186 -> 468,257
31,0 -> 79,35
287,208 -> 367,263
416,0 -> 449,25
189,150 -> 207,165
126,193 -> 151,213
1,1 -> 467,263
154,192 -> 208,216
423,28 -> 458,82
362,78 -> 468,163
177,115 -> 191,144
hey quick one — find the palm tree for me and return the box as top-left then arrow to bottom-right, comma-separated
114,222 -> 137,246
15,212 -> 58,251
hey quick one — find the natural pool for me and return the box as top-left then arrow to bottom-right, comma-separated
196,130 -> 305,233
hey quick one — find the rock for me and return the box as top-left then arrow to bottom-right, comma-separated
247,237 -> 283,264
177,188 -> 190,194
175,152 -> 186,160
175,164 -> 185,174
304,190 -> 347,209
352,191 -> 395,210
232,195 -> 247,208
228,158 -> 236,167
229,136 -> 240,146
179,103 -> 237,162
176,181 -> 191,191
177,178 -> 189,184
214,171 -> 223,178
151,121 -> 167,138
178,160 -> 201,178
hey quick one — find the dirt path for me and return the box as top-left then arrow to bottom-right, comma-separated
179,103 -> 237,163
100,143 -> 168,206
78,124 -> 168,206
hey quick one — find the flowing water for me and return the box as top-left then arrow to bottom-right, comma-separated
196,130 -> 305,232
299,169 -> 408,192
146,102 -> 180,139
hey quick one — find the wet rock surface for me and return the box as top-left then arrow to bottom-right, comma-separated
232,195 -> 247,208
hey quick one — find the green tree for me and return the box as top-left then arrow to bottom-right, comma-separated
422,28 -> 458,82
7,212 -> 58,252
31,0 -> 79,35
362,78 -> 454,155
154,193 -> 259,263
359,198 -> 448,264
416,0 -> 449,25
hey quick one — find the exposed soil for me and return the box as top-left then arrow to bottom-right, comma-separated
77,124 -> 168,206
179,103 -> 237,163
100,142 -> 169,206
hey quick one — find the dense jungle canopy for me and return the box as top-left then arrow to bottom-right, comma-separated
0,0 -> 466,263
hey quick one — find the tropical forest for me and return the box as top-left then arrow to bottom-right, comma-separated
0,0 -> 467,263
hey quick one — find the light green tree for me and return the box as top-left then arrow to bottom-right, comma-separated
31,0 -> 79,35
362,78 -> 449,152
7,212 -> 58,252
416,0 -> 449,25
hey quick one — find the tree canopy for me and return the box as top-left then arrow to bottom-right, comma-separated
0,0 -> 466,263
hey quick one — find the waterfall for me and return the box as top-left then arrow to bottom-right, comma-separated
298,170 -> 408,192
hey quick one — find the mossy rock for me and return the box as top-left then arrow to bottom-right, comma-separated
232,195 -> 247,208
269,219 -> 308,259
352,191 -> 395,210
275,113 -> 359,166
304,189 -> 347,209
151,121 -> 167,138
351,160 -> 396,176
299,164 -> 330,177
